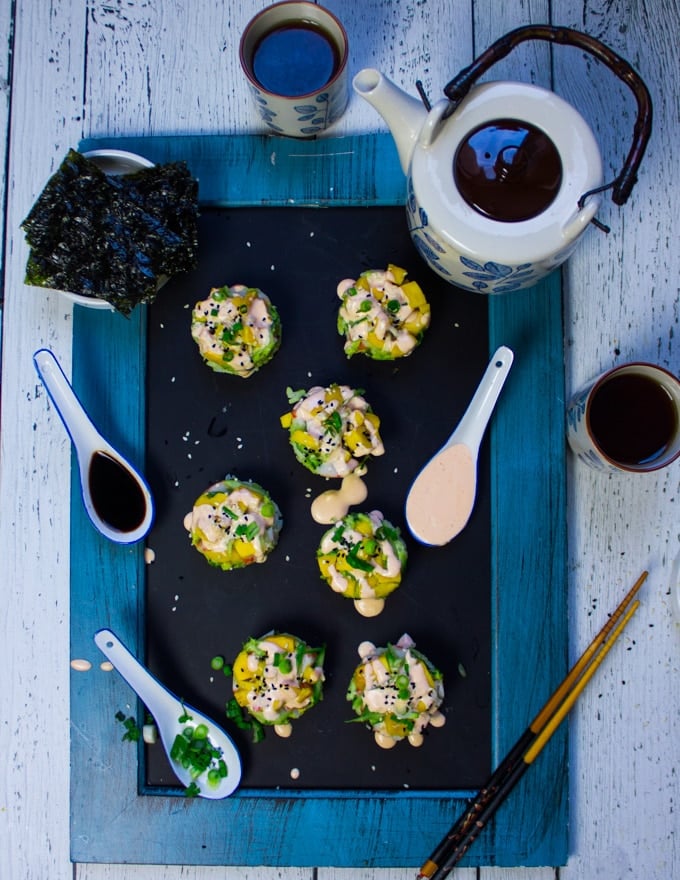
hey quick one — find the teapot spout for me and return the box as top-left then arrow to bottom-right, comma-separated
353,69 -> 428,175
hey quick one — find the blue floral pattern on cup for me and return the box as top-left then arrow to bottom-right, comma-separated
566,383 -> 614,471
249,85 -> 344,137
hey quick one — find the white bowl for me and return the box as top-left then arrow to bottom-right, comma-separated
58,149 -> 154,310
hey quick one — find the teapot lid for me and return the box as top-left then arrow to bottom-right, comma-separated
453,119 -> 563,222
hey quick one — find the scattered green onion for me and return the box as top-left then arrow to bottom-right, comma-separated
115,710 -> 141,742
325,410 -> 343,435
169,714 -> 227,796
285,386 -> 308,405
226,697 -> 265,743
346,543 -> 374,572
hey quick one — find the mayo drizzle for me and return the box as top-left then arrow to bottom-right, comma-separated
354,598 -> 385,617
310,473 -> 367,524
70,658 -> 92,672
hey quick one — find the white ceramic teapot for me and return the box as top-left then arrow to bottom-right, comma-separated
354,25 -> 652,293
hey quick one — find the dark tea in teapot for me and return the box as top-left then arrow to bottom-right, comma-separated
453,119 -> 563,222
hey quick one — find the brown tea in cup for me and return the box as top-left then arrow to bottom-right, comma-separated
567,362 -> 680,473
588,371 -> 678,466
239,1 -> 349,138
252,20 -> 341,97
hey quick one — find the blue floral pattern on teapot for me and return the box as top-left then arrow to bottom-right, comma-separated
406,176 -> 541,293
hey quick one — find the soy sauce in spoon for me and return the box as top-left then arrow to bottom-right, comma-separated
88,451 -> 147,533
33,348 -> 154,544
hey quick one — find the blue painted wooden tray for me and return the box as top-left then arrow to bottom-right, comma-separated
70,133 -> 567,867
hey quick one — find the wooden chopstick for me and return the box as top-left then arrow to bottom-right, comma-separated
417,571 -> 647,880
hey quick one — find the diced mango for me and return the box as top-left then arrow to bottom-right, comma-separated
363,411 -> 381,430
233,653 -> 260,686
197,491 -> 228,506
401,280 -> 427,309
326,384 -> 343,403
290,429 -> 319,449
201,548 -> 230,566
404,312 -> 429,334
383,715 -> 409,738
280,411 -> 293,428
234,540 -> 255,559
344,428 -> 372,454
204,348 -> 228,365
354,517 -> 373,537
269,634 -> 296,653
294,686 -> 312,704
334,554 -> 352,573
387,264 -> 408,285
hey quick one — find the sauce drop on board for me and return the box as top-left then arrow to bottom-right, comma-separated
405,443 -> 475,545
252,23 -> 339,97
88,451 -> 147,532
354,597 -> 385,618
70,658 -> 92,672
588,373 -> 678,465
310,473 -> 367,524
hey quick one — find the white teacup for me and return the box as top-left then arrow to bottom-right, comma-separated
566,362 -> 680,473
239,1 -> 349,138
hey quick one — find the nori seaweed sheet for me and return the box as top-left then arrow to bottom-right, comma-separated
21,149 -> 199,315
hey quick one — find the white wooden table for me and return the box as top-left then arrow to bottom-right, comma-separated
1,2 -> 678,879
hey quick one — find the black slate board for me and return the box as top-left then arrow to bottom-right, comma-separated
144,205 -> 491,791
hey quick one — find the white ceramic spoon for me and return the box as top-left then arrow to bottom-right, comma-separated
33,348 -> 154,544
95,628 -> 242,799
405,345 -> 514,546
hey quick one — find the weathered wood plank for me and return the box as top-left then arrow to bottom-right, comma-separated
2,0 -> 678,878
0,1 -> 87,880
0,0 -> 12,290
553,2 -> 680,878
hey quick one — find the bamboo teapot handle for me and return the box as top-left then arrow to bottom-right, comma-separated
443,25 -> 652,206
